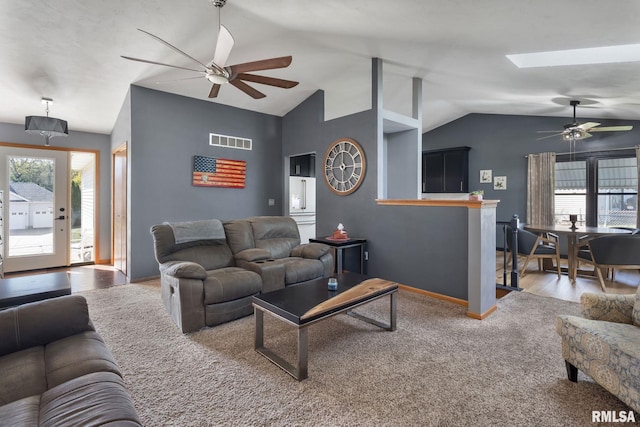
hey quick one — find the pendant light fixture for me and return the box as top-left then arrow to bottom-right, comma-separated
25,98 -> 68,146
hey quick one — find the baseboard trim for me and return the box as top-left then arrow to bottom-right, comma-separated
398,284 -> 468,307
466,304 -> 497,320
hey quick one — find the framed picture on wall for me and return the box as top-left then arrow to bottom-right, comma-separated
480,169 -> 492,183
494,176 -> 507,190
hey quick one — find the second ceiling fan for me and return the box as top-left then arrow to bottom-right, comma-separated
537,100 -> 633,141
121,2 -> 298,99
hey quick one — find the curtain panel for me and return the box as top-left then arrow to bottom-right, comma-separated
527,152 -> 556,225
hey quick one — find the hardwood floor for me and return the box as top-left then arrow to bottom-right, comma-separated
4,264 -> 127,293
5,254 -> 637,304
496,251 -> 640,303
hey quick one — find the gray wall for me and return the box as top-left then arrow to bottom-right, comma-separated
128,86 -> 283,280
423,113 -> 640,223
283,91 -> 469,299
0,122 -> 112,262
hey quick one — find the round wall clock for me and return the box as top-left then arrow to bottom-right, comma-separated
323,137 -> 366,196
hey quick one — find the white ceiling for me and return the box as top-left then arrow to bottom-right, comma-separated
2,0 -> 640,135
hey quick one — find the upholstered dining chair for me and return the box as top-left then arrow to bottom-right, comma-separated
506,227 -> 562,278
578,235 -> 640,291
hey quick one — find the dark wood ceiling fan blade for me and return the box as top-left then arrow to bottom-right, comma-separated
121,56 -> 203,73
229,79 -> 266,99
236,73 -> 298,88
208,84 -> 221,98
229,56 -> 293,74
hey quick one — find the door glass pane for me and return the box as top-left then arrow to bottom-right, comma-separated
70,152 -> 95,263
554,160 -> 587,226
8,156 -> 55,256
597,158 -> 637,227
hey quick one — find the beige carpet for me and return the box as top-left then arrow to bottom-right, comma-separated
79,281 -> 632,426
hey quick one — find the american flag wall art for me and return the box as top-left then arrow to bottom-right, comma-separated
192,155 -> 246,188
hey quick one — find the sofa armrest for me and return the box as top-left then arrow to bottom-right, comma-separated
291,243 -> 330,259
160,261 -> 207,280
235,248 -> 272,262
0,295 -> 93,357
580,292 -> 635,324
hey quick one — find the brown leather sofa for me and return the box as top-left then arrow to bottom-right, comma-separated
150,216 -> 333,333
0,295 -> 141,426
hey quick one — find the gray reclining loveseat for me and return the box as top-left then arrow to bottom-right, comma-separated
151,216 -> 333,333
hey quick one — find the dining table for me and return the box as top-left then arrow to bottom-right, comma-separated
523,224 -> 633,282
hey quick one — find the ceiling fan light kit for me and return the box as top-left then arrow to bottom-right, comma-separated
536,99 -> 633,142
24,98 -> 69,146
121,0 -> 298,100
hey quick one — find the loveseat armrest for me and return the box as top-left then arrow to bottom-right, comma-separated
291,243 -> 330,259
0,295 -> 93,357
236,259 -> 285,293
160,261 -> 207,280
580,292 -> 635,324
235,248 -> 272,262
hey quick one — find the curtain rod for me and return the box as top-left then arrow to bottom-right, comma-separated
524,146 -> 637,158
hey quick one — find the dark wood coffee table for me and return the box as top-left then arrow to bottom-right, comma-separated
0,272 -> 72,309
252,273 -> 397,380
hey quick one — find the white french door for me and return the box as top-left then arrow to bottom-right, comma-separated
0,146 -> 69,272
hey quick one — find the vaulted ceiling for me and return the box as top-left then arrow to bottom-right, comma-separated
1,0 -> 640,135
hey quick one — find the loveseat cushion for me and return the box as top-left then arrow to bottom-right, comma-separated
0,346 -> 46,405
203,267 -> 262,305
39,371 -> 141,426
45,331 -> 121,389
0,395 -> 40,426
250,216 -> 300,259
151,223 -> 235,271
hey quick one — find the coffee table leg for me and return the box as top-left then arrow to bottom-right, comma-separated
389,291 -> 397,331
255,307 -> 264,349
346,290 -> 397,331
298,326 -> 309,380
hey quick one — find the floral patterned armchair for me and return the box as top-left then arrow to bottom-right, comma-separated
556,290 -> 640,412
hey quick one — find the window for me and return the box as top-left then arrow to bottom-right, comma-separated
554,150 -> 637,228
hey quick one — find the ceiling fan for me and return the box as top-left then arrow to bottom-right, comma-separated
121,2 -> 298,99
536,100 -> 633,141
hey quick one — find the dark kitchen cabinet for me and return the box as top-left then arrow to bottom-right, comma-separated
422,146 -> 470,193
290,154 -> 316,177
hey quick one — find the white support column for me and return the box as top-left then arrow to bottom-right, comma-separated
467,204 -> 497,318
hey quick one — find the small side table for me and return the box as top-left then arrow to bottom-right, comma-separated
309,237 -> 367,274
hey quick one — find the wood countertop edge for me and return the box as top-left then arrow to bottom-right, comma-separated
375,199 -> 500,208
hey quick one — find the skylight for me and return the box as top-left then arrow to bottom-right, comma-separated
506,43 -> 640,68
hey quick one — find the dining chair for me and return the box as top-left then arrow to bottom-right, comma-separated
578,235 -> 640,291
506,227 -> 562,278
577,228 -> 640,281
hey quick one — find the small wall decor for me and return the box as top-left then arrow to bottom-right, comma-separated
494,176 -> 507,190
480,169 -> 492,183
192,155 -> 246,188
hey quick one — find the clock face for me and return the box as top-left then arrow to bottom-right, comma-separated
323,138 -> 366,195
